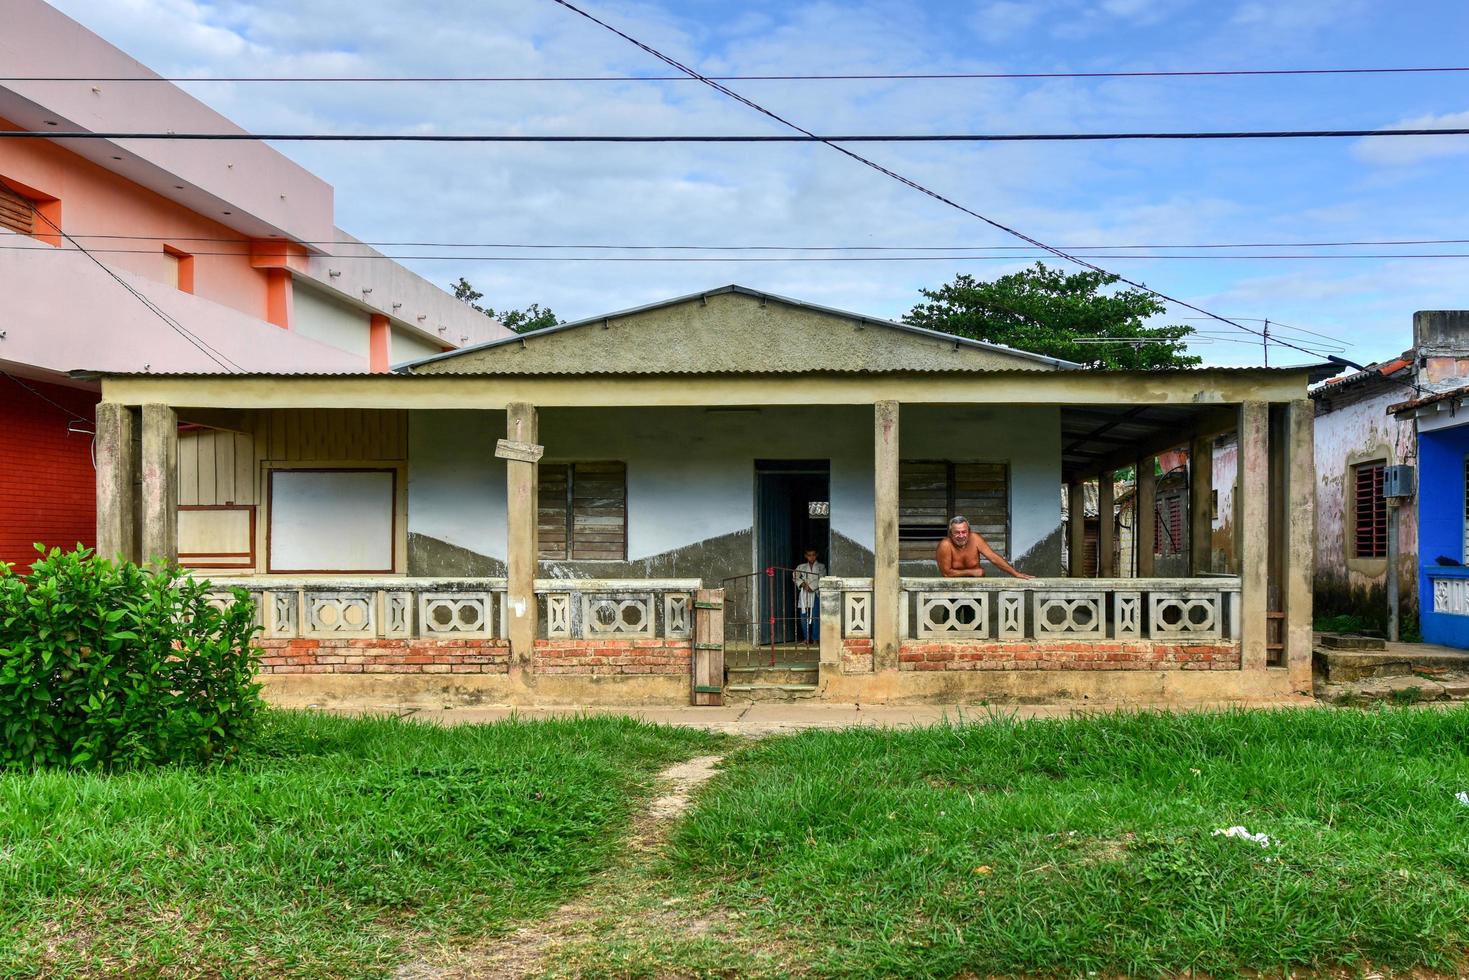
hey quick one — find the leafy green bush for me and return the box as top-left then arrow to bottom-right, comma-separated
0,547 -> 261,769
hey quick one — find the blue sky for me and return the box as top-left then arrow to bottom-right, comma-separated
44,0 -> 1469,366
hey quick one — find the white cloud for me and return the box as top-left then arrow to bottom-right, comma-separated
1353,110 -> 1469,167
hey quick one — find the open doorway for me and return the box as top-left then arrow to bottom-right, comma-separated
754,459 -> 831,645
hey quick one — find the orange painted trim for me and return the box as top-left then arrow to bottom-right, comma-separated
264,268 -> 293,329
163,244 -> 195,294
248,239 -> 310,272
369,314 -> 391,373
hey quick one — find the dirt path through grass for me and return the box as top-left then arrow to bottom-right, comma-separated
395,754 -> 727,979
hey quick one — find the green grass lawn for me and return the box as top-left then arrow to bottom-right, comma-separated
0,710 -> 721,977
649,707 -> 1469,978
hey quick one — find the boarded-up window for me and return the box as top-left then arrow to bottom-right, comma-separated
899,460 -> 1008,561
1353,461 -> 1387,559
1155,493 -> 1185,557
268,469 -> 396,573
179,504 -> 255,569
538,461 -> 627,561
0,183 -> 34,236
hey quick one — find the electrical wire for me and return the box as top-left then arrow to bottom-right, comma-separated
26,207 -> 242,372
4,66 -> 1467,82
0,370 -> 93,424
4,127 -> 1469,142
547,0 -> 1398,379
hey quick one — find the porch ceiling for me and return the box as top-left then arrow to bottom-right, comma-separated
1060,404 -> 1228,480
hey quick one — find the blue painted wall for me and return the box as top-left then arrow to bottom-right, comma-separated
1418,422 -> 1469,647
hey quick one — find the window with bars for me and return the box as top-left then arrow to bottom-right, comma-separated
898,460 -> 1009,561
1352,460 -> 1387,559
538,461 -> 627,561
1154,493 -> 1185,557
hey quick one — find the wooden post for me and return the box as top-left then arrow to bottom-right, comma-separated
873,401 -> 900,671
1097,471 -> 1115,578
1067,481 -> 1087,577
505,402 -> 539,669
1237,402 -> 1269,670
1284,399 -> 1316,692
139,403 -> 177,566
1189,434 -> 1214,574
1135,457 -> 1156,578
692,588 -> 725,706
95,402 -> 136,563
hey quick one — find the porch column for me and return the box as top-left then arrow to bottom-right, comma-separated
1067,481 -> 1086,577
139,403 -> 178,566
1097,471 -> 1116,577
1188,434 -> 1214,574
873,400 -> 900,671
1236,402 -> 1269,670
95,403 -> 136,563
505,402 -> 539,668
1283,399 -> 1316,693
1135,457 -> 1156,578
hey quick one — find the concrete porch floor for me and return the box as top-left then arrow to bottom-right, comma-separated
321,697 -> 1316,736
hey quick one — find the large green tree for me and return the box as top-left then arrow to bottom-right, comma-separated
902,263 -> 1200,369
451,277 -> 562,334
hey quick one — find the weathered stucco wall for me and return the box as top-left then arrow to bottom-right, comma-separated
406,404 -> 1063,584
1312,384 -> 1418,623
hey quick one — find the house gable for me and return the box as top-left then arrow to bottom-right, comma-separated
403,286 -> 1070,376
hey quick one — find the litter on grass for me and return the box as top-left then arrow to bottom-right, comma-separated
1212,826 -> 1274,848
1456,791 -> 1469,807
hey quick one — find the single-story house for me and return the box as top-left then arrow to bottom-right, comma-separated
84,285 -> 1326,706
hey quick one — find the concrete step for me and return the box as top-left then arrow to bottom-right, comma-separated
726,683 -> 820,702
1314,650 -> 1414,683
1323,674 -> 1447,705
727,664 -> 819,686
1320,634 -> 1387,651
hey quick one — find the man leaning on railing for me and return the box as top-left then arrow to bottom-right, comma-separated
936,516 -> 1034,579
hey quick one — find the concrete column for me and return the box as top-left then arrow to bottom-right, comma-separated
1067,481 -> 1087,577
139,403 -> 178,566
94,403 -> 136,563
505,402 -> 539,669
1237,402 -> 1269,670
818,582 -> 842,676
1135,457 -> 1156,578
1189,434 -> 1214,574
873,401 -> 900,671
1284,399 -> 1316,692
1097,471 -> 1115,577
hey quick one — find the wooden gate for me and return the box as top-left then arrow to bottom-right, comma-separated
691,587 -> 725,706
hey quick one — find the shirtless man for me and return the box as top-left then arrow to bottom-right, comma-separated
936,515 -> 1034,579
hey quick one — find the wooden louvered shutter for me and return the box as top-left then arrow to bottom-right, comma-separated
953,462 -> 1008,557
899,460 -> 1010,561
0,183 -> 34,236
1353,462 -> 1386,559
538,463 -> 570,559
570,461 -> 626,560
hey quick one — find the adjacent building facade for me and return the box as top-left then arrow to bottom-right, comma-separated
0,0 -> 505,568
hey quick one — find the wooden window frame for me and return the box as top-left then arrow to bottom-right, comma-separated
538,461 -> 628,562
1351,460 -> 1387,560
163,244 -> 195,293
178,504 -> 257,569
0,175 -> 61,246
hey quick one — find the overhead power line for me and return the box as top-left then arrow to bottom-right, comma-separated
4,127 -> 1468,142
4,66 -> 1466,83
546,0 -> 1397,369
9,244 -> 1469,261
37,233 -> 1469,250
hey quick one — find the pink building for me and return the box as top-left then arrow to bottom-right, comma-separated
0,0 -> 509,568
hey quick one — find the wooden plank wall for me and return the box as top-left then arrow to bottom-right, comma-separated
177,409 -> 409,506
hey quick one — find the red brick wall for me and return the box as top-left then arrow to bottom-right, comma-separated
841,638 -> 874,674
257,638 -> 511,675
0,378 -> 98,569
897,640 -> 1240,671
534,638 -> 692,675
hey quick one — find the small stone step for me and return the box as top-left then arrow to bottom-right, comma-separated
1313,649 -> 1412,683
725,683 -> 820,702
1324,675 -> 1446,705
1320,634 -> 1387,651
726,664 -> 819,686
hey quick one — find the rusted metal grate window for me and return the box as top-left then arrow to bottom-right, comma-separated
538,461 -> 627,561
1353,461 -> 1387,559
898,460 -> 1009,561
0,183 -> 34,236
1154,493 -> 1185,557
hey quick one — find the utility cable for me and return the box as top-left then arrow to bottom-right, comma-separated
4,66 -> 1467,82
547,0 -> 1398,377
3,127 -> 1469,142
1,370 -> 93,424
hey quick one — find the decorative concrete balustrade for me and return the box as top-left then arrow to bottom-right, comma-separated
202,577 -> 700,641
